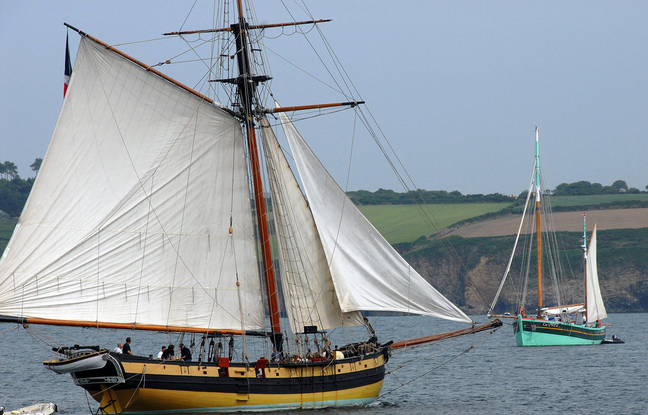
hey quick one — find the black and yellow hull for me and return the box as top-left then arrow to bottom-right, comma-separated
72,348 -> 388,413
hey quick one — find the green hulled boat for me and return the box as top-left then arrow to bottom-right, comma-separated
489,127 -> 608,347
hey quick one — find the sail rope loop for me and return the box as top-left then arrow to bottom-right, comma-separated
24,324 -> 90,355
85,389 -> 101,415
120,365 -> 147,414
380,326 -> 499,398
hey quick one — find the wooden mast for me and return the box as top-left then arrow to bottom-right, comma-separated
232,0 -> 283,350
535,126 -> 543,316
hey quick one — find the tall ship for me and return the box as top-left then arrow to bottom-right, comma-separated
0,1 -> 500,412
488,127 -> 607,346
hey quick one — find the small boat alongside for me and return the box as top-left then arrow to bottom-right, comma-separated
601,335 -> 625,345
43,347 -> 109,374
0,403 -> 57,415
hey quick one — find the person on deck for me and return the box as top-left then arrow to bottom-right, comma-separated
157,346 -> 166,359
114,343 -> 123,354
122,337 -> 135,355
180,343 -> 192,361
271,347 -> 283,362
162,344 -> 175,360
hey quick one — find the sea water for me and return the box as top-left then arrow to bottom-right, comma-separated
0,314 -> 643,415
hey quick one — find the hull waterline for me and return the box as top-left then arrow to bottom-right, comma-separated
513,314 -> 605,346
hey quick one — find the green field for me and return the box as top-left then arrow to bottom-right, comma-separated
358,203 -> 511,244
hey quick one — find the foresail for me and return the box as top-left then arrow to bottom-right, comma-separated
260,117 -> 364,333
277,109 -> 472,324
586,226 -> 607,322
0,37 -> 265,331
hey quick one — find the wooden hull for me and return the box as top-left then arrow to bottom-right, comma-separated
70,349 -> 388,413
513,314 -> 605,346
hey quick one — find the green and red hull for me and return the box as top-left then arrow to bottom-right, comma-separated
513,314 -> 605,346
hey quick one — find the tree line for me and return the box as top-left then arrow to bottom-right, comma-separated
347,188 -> 517,205
348,179 -> 648,205
0,159 -> 40,217
551,180 -> 645,196
1,157 -> 647,215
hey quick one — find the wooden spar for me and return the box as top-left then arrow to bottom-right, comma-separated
233,0 -> 282,349
535,126 -> 543,312
536,197 -> 542,309
163,19 -> 331,36
266,101 -> 364,114
63,23 -> 218,107
391,319 -> 502,349
543,303 -> 584,311
0,315 -> 266,336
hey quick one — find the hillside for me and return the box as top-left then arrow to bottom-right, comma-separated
358,203 -> 510,244
399,226 -> 648,314
362,193 -> 648,244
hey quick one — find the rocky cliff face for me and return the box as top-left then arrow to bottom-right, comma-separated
402,228 -> 648,314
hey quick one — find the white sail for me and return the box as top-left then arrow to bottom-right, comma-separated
0,37 -> 265,331
260,117 -> 364,333
277,111 -> 472,324
586,226 -> 607,322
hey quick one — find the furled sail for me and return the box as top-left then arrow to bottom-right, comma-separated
277,110 -> 472,324
586,226 -> 607,322
260,117 -> 364,333
0,37 -> 265,331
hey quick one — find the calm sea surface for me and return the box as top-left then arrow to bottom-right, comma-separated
0,314 -> 643,415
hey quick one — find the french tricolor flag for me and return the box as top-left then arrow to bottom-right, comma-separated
64,34 -> 72,97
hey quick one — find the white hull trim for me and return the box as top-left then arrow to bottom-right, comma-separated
43,350 -> 109,374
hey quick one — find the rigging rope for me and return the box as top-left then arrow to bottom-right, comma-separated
380,326 -> 499,398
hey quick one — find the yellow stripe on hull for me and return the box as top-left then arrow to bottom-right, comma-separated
86,353 -> 388,414
96,380 -> 384,413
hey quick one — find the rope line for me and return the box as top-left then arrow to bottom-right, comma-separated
380,327 -> 499,398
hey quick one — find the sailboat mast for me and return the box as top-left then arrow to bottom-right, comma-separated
232,0 -> 283,350
535,127 -> 543,313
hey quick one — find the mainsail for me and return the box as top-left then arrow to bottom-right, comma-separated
586,226 -> 607,322
277,111 -> 471,324
0,37 -> 265,331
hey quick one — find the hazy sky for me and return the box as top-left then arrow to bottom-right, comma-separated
1,1 -> 647,196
